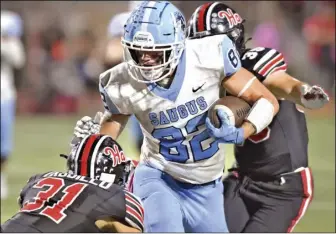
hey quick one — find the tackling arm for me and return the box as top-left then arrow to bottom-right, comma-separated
263,71 -> 304,104
263,71 -> 329,109
241,47 -> 329,110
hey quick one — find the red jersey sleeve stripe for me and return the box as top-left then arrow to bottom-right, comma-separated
268,64 -> 288,77
124,191 -> 144,231
263,59 -> 286,77
125,192 -> 144,216
126,197 -> 144,218
126,205 -> 143,223
259,54 -> 284,76
125,217 -> 143,232
125,206 -> 144,232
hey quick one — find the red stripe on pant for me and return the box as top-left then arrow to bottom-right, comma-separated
287,168 -> 314,233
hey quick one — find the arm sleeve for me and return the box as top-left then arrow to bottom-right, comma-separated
124,191 -> 144,232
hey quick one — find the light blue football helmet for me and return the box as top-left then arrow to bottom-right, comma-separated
122,1 -> 186,83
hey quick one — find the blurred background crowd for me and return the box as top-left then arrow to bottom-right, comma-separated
1,1 -> 335,232
1,1 -> 335,116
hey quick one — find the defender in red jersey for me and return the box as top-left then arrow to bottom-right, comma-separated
1,134 -> 144,233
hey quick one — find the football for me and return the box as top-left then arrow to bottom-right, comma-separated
208,96 -> 251,128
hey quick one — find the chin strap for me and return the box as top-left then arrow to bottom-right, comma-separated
237,37 -> 252,55
60,154 -> 68,159
243,37 -> 252,47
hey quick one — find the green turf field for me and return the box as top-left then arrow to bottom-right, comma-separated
1,114 -> 335,232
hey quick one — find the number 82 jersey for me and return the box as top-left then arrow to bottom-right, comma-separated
99,34 -> 242,184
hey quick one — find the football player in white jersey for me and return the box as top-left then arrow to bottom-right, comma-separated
1,10 -> 25,199
72,1 -> 280,232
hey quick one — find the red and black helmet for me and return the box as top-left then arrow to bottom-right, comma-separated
187,2 -> 246,55
61,134 -> 134,187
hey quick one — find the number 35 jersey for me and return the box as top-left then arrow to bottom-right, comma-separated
99,34 -> 241,184
1,172 -> 144,233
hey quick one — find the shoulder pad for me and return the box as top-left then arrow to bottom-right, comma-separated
186,34 -> 241,77
17,173 -> 45,207
99,70 -> 112,88
99,63 -> 130,88
27,173 -> 45,184
98,64 -> 133,115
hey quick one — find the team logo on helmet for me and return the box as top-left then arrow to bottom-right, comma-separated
218,9 -> 243,28
174,11 -> 186,32
103,144 -> 127,167
133,31 -> 155,45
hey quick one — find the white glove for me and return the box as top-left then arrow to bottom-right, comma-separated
71,112 -> 103,146
300,85 -> 329,109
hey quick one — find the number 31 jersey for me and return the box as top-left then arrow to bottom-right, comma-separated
1,172 -> 144,232
99,34 -> 241,184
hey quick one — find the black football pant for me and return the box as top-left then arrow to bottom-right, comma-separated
223,167 -> 314,233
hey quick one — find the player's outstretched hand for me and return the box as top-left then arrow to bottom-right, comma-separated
205,109 -> 244,144
71,112 -> 103,146
300,85 -> 329,109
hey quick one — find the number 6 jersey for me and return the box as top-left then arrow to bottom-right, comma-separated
99,34 -> 241,184
1,172 -> 144,233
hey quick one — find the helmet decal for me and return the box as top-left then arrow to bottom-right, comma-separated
217,9 -> 243,27
102,144 -> 127,167
63,134 -> 132,187
174,11 -> 186,33
187,2 -> 247,55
